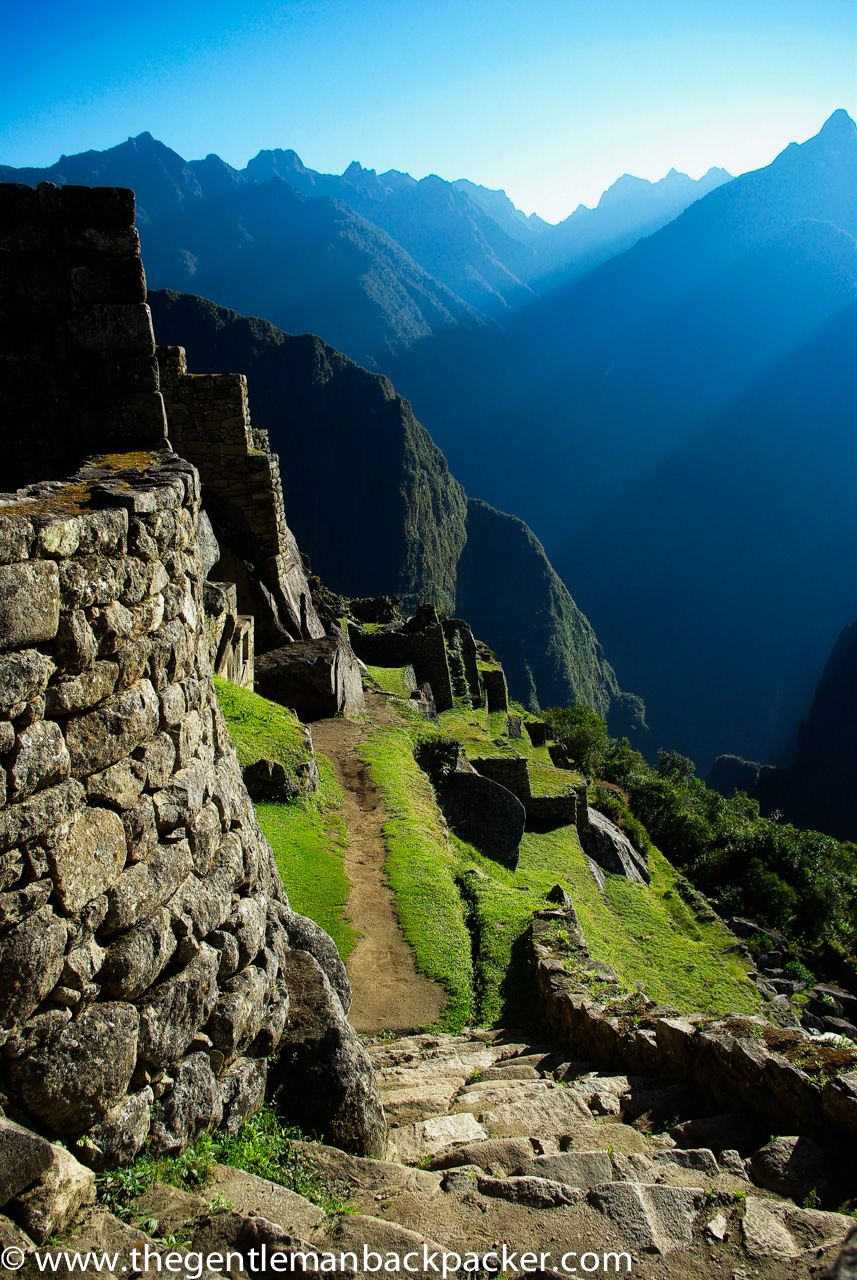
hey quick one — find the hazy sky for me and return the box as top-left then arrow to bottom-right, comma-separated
2,0 -> 854,222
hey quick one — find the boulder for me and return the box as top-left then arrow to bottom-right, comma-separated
8,1144 -> 95,1245
254,633 -> 364,721
270,949 -> 387,1157
436,772 -> 525,870
0,906 -> 68,1030
218,1058 -> 268,1137
72,1088 -> 153,1171
0,1117 -> 58,1206
747,1134 -> 831,1199
279,906 -> 351,1014
578,808 -> 650,884
242,758 -> 300,802
8,1002 -> 140,1134
148,1051 -> 223,1154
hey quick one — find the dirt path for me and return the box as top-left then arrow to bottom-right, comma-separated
309,692 -> 447,1034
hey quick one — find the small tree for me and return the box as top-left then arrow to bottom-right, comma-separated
543,704 -> 609,776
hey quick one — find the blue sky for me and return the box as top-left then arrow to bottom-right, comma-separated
1,0 -> 854,221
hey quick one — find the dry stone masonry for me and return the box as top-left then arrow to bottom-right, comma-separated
0,182 -> 167,490
0,179 -> 386,1174
158,345 -> 325,654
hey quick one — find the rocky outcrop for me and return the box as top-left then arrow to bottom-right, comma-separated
577,806 -> 650,884
254,632 -> 365,720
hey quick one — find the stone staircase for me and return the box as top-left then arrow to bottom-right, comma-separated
3,1030 -> 855,1280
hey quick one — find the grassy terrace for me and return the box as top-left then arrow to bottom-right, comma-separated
216,668 -> 760,1029
358,668 -> 761,1029
214,677 -> 356,960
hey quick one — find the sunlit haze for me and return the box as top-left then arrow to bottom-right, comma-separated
2,0 -> 855,221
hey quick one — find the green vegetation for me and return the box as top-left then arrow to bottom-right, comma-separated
542,705 -> 857,961
355,674 -> 761,1029
358,727 -> 474,1029
97,1105 -> 349,1225
214,677 -> 355,960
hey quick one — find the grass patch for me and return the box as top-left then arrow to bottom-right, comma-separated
359,727 -> 474,1030
97,1105 -> 349,1226
365,663 -> 417,700
214,675 -> 311,773
354,667 -> 760,1027
215,677 -> 355,960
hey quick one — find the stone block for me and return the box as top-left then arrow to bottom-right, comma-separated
0,781 -> 83,861
7,720 -> 71,798
8,1142 -> 95,1245
8,1001 -> 139,1134
85,758 -> 147,809
254,632 -> 364,720
437,772 -> 525,870
48,806 -> 127,914
0,650 -> 56,717
137,943 -> 220,1068
0,561 -> 60,650
148,1052 -> 223,1155
101,840 -> 193,934
45,661 -> 120,715
99,907 -> 177,1000
64,678 -> 159,776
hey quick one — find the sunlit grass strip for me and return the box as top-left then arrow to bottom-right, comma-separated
359,727 -> 473,1030
214,677 -> 355,961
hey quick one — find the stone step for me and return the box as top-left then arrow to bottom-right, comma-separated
386,1112 -> 488,1164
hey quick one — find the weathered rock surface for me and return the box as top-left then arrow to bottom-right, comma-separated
270,948 -> 387,1157
254,632 -> 365,720
436,772 -> 525,870
578,806 -> 650,884
747,1134 -> 831,1198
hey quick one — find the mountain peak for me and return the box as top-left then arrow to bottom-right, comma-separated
819,108 -> 857,141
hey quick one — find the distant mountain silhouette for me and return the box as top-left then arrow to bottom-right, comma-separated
148,288 -> 639,724
139,180 -> 482,369
1,132 -> 731,363
386,110 -> 857,769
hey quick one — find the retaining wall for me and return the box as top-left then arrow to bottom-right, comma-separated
531,911 -> 857,1142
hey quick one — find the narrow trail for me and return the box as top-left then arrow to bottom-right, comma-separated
309,691 -> 447,1035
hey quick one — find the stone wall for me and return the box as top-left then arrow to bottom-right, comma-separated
158,346 -> 324,653
531,911 -> 857,1144
471,755 -> 578,828
0,454 -> 384,1162
0,183 -> 166,490
0,180 -> 385,1166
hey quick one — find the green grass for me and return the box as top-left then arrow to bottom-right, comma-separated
359,727 -> 474,1030
364,663 -> 417,699
217,666 -> 760,1027
97,1105 -> 349,1226
214,675 -> 311,772
215,677 -> 356,960
354,667 -> 760,1026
